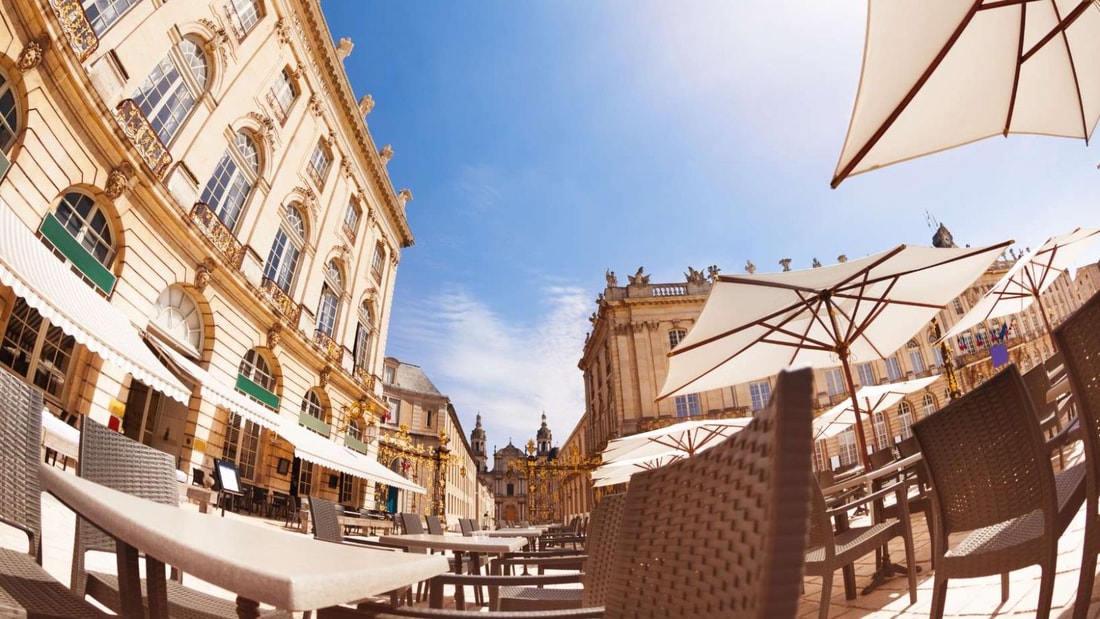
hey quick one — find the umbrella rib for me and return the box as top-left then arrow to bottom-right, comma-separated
1021,1 -> 1092,141
831,2 -> 983,188
1004,0 -> 1027,135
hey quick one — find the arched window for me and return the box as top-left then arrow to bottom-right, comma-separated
40,191 -> 117,294
263,203 -> 305,292
132,38 -> 208,145
151,285 -> 202,354
0,68 -> 19,153
301,389 -> 325,422
269,68 -> 297,122
83,0 -> 142,35
897,401 -> 914,439
353,301 -> 373,370
200,130 -> 259,231
921,393 -> 936,419
237,348 -> 278,409
316,261 -> 342,337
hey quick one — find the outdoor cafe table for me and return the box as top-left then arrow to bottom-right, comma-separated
378,533 -> 527,609
39,465 -> 449,618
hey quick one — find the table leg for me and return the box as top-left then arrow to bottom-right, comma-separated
145,556 -> 169,618
115,540 -> 146,618
470,551 -> 484,606
453,550 -> 466,610
235,595 -> 261,619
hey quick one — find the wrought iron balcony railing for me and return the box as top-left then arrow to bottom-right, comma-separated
260,277 -> 302,324
50,0 -> 98,62
314,329 -> 342,362
114,99 -> 172,178
190,202 -> 245,269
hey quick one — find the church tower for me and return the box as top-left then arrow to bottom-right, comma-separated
536,412 -> 553,456
470,413 -> 488,473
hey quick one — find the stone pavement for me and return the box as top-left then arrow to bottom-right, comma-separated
5,444 -> 1100,617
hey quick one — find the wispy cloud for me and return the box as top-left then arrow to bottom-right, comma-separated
387,283 -> 591,462
456,164 -> 507,214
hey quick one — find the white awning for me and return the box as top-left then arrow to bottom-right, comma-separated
276,421 -> 426,495
0,201 -> 190,404
146,338 -> 282,431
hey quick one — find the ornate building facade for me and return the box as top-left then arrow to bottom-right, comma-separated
560,229 -> 1100,517
0,0 -> 418,511
379,357 -> 492,527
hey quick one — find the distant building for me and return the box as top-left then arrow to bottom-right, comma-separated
560,228 -> 1098,515
379,357 -> 491,527
474,413 -> 568,525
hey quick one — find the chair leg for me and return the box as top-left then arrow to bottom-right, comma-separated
930,574 -> 949,619
1075,513 -> 1099,619
902,532 -> 917,604
1037,561 -> 1056,619
818,571 -> 832,619
1000,572 -> 1010,604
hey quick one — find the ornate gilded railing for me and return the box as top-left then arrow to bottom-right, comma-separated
353,365 -> 375,390
50,0 -> 99,62
190,202 -> 245,269
260,277 -> 302,324
114,99 -> 172,178
314,330 -> 342,362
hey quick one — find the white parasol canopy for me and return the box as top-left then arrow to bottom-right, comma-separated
813,375 -> 940,443
832,0 -> 1100,187
942,227 -> 1100,345
659,242 -> 1010,467
599,417 -> 752,465
591,452 -> 685,488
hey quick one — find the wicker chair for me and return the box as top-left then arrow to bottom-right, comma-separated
495,493 -> 624,612
318,366 -> 816,619
458,518 -> 475,537
0,367 -> 111,618
804,459 -> 918,619
913,364 -> 1086,619
73,418 -> 290,619
425,515 -> 446,535
1052,290 -> 1100,619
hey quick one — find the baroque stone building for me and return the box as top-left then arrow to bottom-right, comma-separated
560,230 -> 1099,517
378,357 -> 492,527
0,0 -> 421,511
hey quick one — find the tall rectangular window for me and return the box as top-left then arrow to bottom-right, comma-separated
885,357 -> 903,382
223,412 -> 259,481
308,144 -> 331,188
824,368 -> 846,396
873,411 -> 889,450
856,362 -> 875,388
674,393 -> 701,418
668,329 -> 686,349
838,429 -> 859,467
83,0 -> 142,36
750,380 -> 772,411
270,69 -> 296,122
908,350 -> 925,375
0,298 -> 76,399
343,201 -> 361,242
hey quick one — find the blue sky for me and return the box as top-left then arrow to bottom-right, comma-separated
322,1 -> 1100,459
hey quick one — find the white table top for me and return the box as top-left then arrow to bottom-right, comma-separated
41,409 -> 80,459
379,533 -> 527,554
40,466 -> 449,611
483,528 -> 543,538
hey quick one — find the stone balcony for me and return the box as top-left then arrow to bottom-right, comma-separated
114,99 -> 172,178
259,277 -> 302,325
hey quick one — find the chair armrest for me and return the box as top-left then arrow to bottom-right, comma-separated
1047,418 -> 1080,452
492,555 -> 587,571
825,479 -> 910,519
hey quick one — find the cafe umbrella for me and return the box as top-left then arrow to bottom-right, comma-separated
942,227 -> 1100,350
658,242 -> 1010,468
832,0 -> 1100,188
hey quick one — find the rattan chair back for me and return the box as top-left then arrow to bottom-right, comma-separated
603,367 -> 814,619
309,496 -> 343,543
399,513 -> 425,534
914,365 -> 1054,535
425,515 -> 445,535
73,418 -> 179,594
1053,289 -> 1100,619
579,492 -> 626,607
0,368 -> 44,559
0,367 -> 111,618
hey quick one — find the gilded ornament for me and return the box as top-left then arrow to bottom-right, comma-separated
104,163 -> 134,199
194,258 -> 216,292
17,35 -> 50,72
266,322 -> 283,349
49,0 -> 97,62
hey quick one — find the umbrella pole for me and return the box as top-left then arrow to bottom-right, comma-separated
840,351 -> 872,470
1035,294 -> 1058,353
